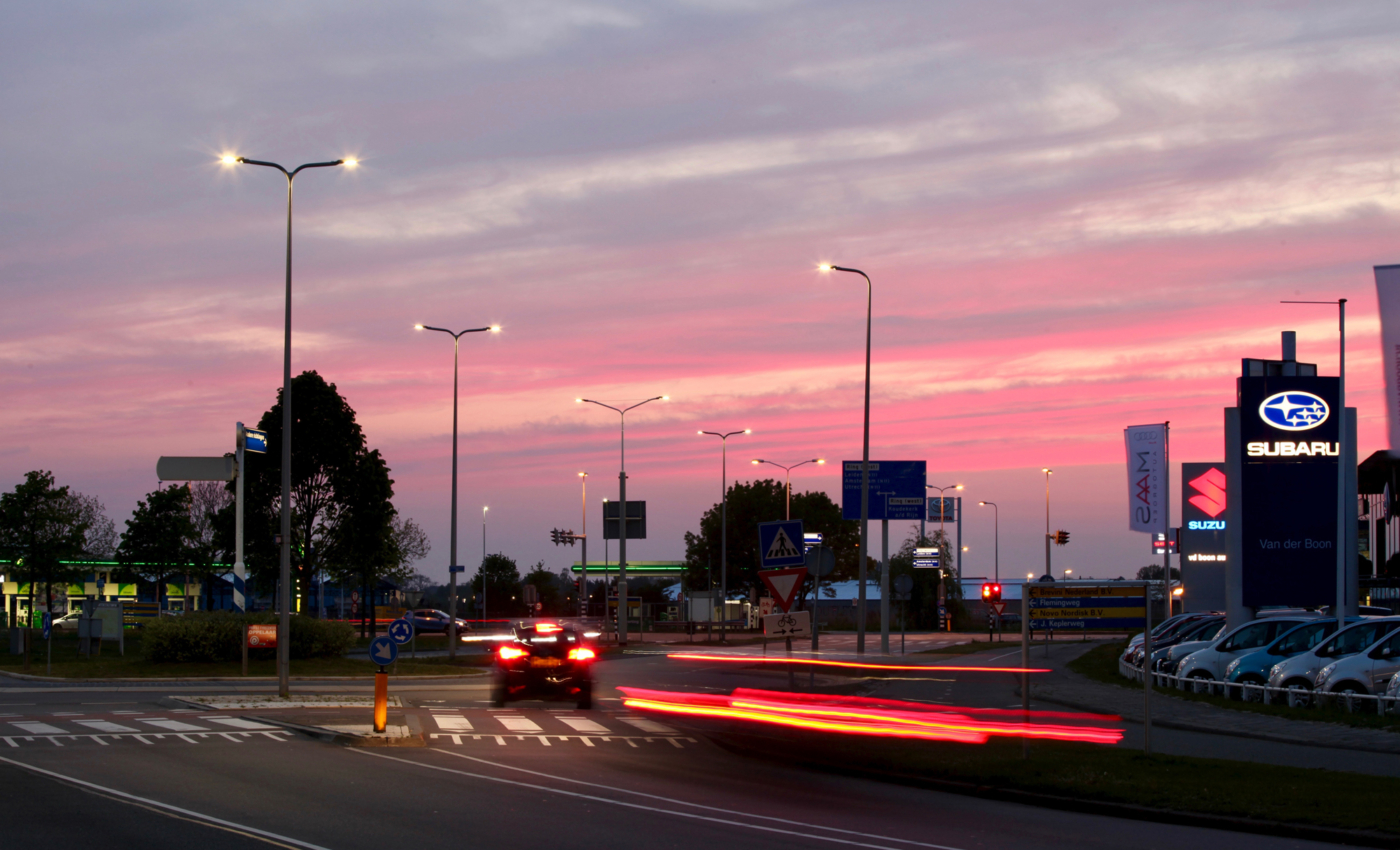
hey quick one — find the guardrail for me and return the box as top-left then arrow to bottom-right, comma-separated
1117,657 -> 1399,715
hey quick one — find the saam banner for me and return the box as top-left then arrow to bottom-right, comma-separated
1125,424 -> 1167,535
1375,265 -> 1400,456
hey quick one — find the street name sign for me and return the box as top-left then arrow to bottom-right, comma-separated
243,428 -> 268,454
762,609 -> 811,639
369,635 -> 399,666
1028,584 -> 1146,630
913,546 -> 940,569
449,565 -> 466,574
758,519 -> 805,568
841,461 -> 927,521
758,567 -> 807,612
156,456 -> 236,482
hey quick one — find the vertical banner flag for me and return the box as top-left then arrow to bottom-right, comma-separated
1125,424 -> 1167,535
1375,265 -> 1400,456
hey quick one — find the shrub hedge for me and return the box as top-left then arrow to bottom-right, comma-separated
141,612 -> 355,663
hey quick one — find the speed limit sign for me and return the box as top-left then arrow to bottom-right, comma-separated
351,589 -> 361,603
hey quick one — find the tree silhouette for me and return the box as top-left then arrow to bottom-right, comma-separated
117,484 -> 205,612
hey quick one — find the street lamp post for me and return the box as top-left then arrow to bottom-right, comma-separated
1042,468 -> 1053,580
222,153 -> 355,698
702,430 -> 750,643
578,472 -> 588,618
818,264 -> 873,654
578,396 -> 667,646
481,506 -> 488,623
978,501 -> 999,584
924,482 -> 963,558
415,323 -> 500,660
751,458 -> 824,519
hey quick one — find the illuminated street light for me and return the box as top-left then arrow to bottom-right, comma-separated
702,429 -> 749,643
222,152 -> 352,698
817,263 -> 874,653
415,322 -> 500,658
750,457 -> 821,520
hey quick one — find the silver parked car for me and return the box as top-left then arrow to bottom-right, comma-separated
1315,628 -> 1400,696
1175,617 -> 1312,688
1267,617 -> 1400,697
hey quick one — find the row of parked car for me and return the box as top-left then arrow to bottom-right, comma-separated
1119,608 -> 1400,705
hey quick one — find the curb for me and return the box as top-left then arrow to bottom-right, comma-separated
704,732 -> 1400,849
241,714 -> 427,748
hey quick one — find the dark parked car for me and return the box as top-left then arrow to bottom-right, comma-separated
492,623 -> 595,709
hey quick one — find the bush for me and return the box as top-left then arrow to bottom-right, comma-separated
142,612 -> 355,663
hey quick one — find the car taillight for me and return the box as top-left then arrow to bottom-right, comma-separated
537,623 -> 563,634
568,647 -> 595,662
498,646 -> 526,661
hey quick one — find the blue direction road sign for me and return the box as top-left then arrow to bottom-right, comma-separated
387,618 -> 415,645
448,565 -> 465,574
913,546 -> 940,569
369,635 -> 398,666
244,428 -> 268,454
842,460 -> 927,521
758,520 -> 805,568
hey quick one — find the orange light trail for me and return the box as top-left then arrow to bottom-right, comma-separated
617,686 -> 1123,746
666,652 -> 1051,674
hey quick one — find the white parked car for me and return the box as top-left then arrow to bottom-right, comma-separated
1175,617 -> 1312,688
1315,629 -> 1400,696
1267,617 -> 1400,695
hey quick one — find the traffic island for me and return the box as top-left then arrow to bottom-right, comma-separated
241,712 -> 426,748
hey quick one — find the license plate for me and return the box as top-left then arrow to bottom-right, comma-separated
530,658 -> 563,668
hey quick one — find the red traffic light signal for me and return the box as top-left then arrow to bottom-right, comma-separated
990,583 -> 1002,601
981,583 -> 1003,602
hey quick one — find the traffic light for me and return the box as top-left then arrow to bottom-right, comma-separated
990,583 -> 1002,601
981,583 -> 993,602
1055,530 -> 1070,546
550,528 -> 561,545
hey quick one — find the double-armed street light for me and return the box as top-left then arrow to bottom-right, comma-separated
701,429 -> 750,642
221,152 -> 356,698
924,483 -> 963,575
751,458 -> 824,520
577,396 -> 668,645
414,323 -> 500,658
817,263 -> 875,653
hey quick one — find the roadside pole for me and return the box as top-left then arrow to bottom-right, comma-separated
1020,589 -> 1030,759
373,666 -> 388,733
1143,579 -> 1153,755
880,519 -> 890,654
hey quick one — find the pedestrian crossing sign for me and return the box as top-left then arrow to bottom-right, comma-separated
758,519 -> 805,568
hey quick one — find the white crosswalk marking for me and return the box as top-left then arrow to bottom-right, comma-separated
618,717 -> 678,735
432,715 -> 474,731
139,720 -> 209,732
74,720 -> 139,733
199,717 -> 279,730
12,722 -> 66,735
557,717 -> 610,733
495,716 -> 542,732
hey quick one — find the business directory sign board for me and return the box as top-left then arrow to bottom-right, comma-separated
1237,375 -> 1339,608
841,461 -> 926,521
1028,584 -> 1146,630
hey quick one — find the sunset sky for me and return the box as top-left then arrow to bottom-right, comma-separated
3,2 -> 1398,586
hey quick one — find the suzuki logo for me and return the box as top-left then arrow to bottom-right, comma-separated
1258,391 -> 1329,431
1188,467 -> 1226,518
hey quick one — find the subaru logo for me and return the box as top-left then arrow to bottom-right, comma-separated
1258,391 -> 1329,431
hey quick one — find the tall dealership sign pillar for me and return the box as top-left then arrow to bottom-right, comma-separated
1124,422 -> 1168,756
1226,333 -> 1356,628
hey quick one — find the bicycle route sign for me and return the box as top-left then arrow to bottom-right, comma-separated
762,609 -> 811,639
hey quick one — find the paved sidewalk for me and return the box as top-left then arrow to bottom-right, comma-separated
1032,641 -> 1400,755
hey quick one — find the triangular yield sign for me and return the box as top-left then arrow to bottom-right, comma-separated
765,528 -> 801,561
759,568 -> 806,613
989,602 -> 1007,617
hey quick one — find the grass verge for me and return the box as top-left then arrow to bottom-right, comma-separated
1069,640 -> 1400,733
710,725 -> 1400,839
0,631 -> 488,678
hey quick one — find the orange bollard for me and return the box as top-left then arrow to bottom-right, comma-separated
373,670 -> 388,733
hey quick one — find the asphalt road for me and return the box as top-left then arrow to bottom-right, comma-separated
0,644 -> 1365,850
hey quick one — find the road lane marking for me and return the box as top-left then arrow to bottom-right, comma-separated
355,750 -> 969,850
200,717 -> 280,730
432,715 -> 474,731
140,720 -> 210,732
0,754 -> 336,850
75,720 -> 139,733
495,716 -> 541,732
557,717 -> 609,733
12,722 -> 66,735
617,716 -> 677,734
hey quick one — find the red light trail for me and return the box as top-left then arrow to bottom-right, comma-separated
666,652 -> 1051,674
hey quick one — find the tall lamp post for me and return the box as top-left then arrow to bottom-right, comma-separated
415,322 -> 500,660
1042,468 -> 1053,580
818,264 -> 873,654
577,395 -> 667,646
1281,298 -> 1349,619
702,429 -> 750,642
222,153 -> 355,698
751,458 -> 824,519
978,501 -> 999,584
578,472 -> 588,618
924,482 -> 963,558
481,506 -> 488,624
